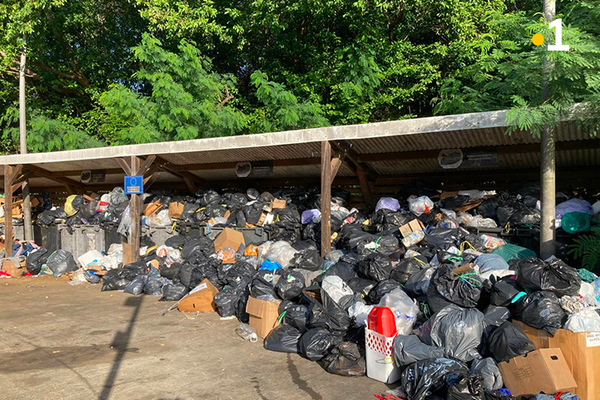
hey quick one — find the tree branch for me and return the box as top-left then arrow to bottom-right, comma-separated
217,84 -> 233,107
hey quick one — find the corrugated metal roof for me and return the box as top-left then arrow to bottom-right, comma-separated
0,109 -> 598,189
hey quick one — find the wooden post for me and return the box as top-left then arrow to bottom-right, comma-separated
130,156 -> 141,262
320,141 -> 332,257
4,165 -> 13,257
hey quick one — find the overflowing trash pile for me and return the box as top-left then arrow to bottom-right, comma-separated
2,183 -> 600,399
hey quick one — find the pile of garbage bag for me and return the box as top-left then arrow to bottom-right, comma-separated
2,183 -> 599,400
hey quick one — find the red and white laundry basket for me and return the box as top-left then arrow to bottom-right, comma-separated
365,307 -> 400,383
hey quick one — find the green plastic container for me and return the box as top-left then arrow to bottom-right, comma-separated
492,243 -> 537,262
562,212 -> 592,234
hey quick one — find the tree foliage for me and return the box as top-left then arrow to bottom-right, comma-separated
0,0 -> 598,152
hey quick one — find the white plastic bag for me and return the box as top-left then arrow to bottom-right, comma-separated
322,275 -> 353,304
459,212 -> 498,228
348,302 -> 375,328
265,241 -> 296,268
408,196 -> 434,216
565,307 -> 600,332
144,209 -> 172,227
117,204 -> 131,236
378,288 -> 419,335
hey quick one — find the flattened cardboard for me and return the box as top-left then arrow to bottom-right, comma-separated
270,199 -> 287,209
516,321 -> 600,400
178,279 -> 219,313
399,219 -> 425,238
168,202 -> 184,219
245,296 -> 281,339
453,264 -> 476,275
144,200 -> 163,216
498,348 -> 577,397
214,228 -> 245,253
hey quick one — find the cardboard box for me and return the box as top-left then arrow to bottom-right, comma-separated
168,202 -> 184,219
399,219 -> 425,238
214,228 -> 245,253
515,321 -> 600,400
246,296 -> 281,339
178,279 -> 219,313
498,348 -> 577,397
270,199 -> 287,209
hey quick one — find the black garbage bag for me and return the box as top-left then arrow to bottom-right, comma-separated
214,286 -> 240,317
347,277 -> 376,296
336,225 -> 377,252
397,358 -> 468,400
47,250 -> 78,277
392,335 -> 445,367
299,329 -> 336,361
291,249 -> 323,271
264,324 -> 302,353
251,272 -> 279,300
120,261 -> 148,281
101,269 -> 131,291
219,261 -> 256,287
235,278 -> 252,323
480,305 -> 511,356
124,275 -> 148,295
144,275 -> 167,295
447,375 -> 485,400
159,263 -> 181,281
246,188 -> 259,201
476,199 -> 499,220
373,236 -> 399,256
160,283 -> 188,301
516,257 -> 581,297
306,287 -> 351,334
469,358 -> 503,391
427,266 -> 482,313
416,305 -> 484,362
371,209 -> 413,231
440,195 -> 470,210
316,261 -> 358,285
390,258 -> 423,285
358,254 -> 394,282
181,238 -> 213,263
281,303 -> 311,333
26,248 -> 49,275
36,208 -> 67,227
201,190 -> 221,206
164,235 -> 186,249
424,228 -> 464,249
489,277 -> 521,306
276,270 -> 305,300
517,291 -> 566,335
368,280 -> 403,304
404,267 -> 436,297
318,341 -> 366,376
487,321 -> 535,362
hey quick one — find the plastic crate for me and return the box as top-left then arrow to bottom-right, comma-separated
365,328 -> 400,384
58,224 -> 105,260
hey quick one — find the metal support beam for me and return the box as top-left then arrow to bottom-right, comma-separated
320,141 -> 332,257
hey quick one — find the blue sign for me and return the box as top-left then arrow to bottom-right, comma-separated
124,175 -> 143,195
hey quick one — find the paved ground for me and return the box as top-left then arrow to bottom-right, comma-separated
0,277 -> 388,400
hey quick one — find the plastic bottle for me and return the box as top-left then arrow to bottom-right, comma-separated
235,324 -> 258,343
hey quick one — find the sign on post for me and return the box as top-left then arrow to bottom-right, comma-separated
124,175 -> 143,195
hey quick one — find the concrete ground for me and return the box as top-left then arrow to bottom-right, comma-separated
0,277 -> 388,400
